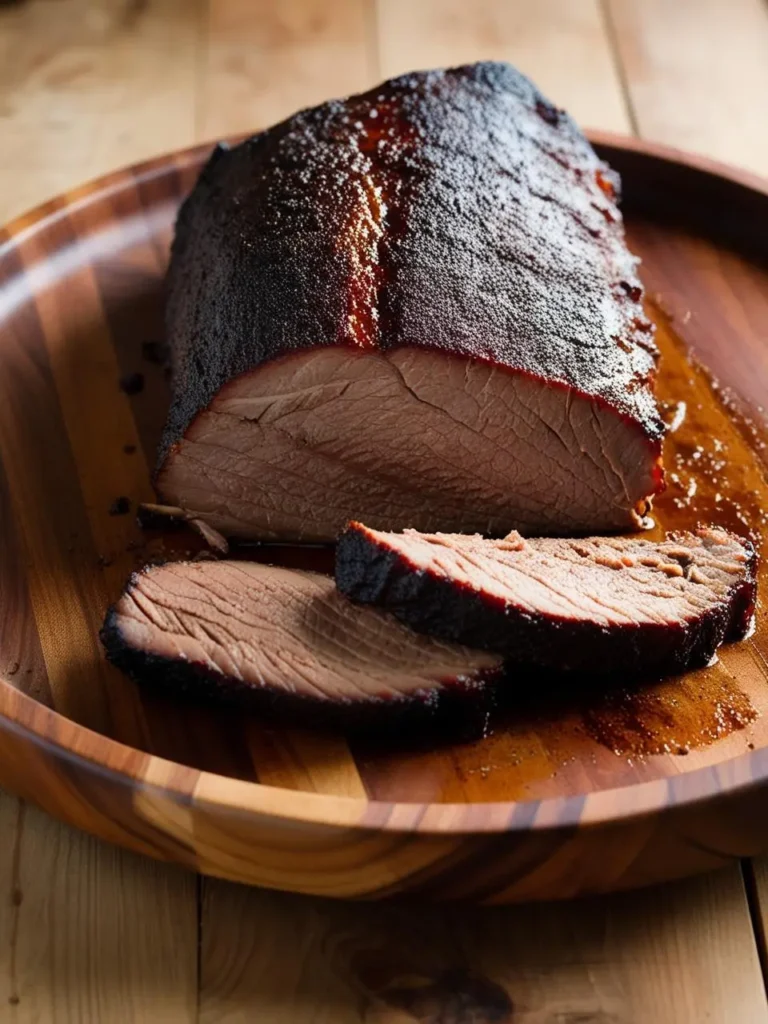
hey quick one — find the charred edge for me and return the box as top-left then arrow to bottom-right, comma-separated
335,525 -> 744,677
724,538 -> 759,642
99,600 -> 506,742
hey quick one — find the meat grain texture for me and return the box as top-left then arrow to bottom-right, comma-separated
157,61 -> 664,542
336,523 -> 757,676
100,560 -> 505,725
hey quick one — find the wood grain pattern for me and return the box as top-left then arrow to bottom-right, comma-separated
0,6 -> 203,1019
606,0 -> 768,174
199,0 -> 375,140
0,795 -> 197,1022
0,0 -> 201,224
376,0 -> 631,131
199,869 -> 768,1023
1,139 -> 768,902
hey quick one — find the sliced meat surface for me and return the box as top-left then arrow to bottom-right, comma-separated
100,561 -> 504,723
157,348 -> 659,540
336,523 -> 757,676
156,61 -> 664,542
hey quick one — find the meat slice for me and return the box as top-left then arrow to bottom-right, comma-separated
336,523 -> 757,676
156,61 -> 663,542
100,561 -> 504,724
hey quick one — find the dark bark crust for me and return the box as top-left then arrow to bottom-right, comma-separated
335,525 -> 758,677
159,60 -> 663,469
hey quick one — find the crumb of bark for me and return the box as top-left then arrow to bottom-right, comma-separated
137,502 -> 187,530
6,661 -> 19,676
119,372 -> 145,395
141,340 -> 169,365
109,496 -> 131,516
123,444 -> 137,455
97,555 -> 114,568
126,540 -> 141,552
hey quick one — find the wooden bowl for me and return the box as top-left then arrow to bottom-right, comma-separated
1,133 -> 768,903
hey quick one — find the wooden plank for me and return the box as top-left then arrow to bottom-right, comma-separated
0,6 -> 202,1022
0,0 -> 201,223
199,867 -> 767,1023
0,792 -> 197,1022
198,0 -> 376,139
375,0 -> 631,131
606,0 -> 768,174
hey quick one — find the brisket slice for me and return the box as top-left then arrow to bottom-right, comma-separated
336,524 -> 757,676
100,561 -> 504,725
156,60 -> 663,542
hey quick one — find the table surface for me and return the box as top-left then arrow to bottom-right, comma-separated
3,1 -> 768,1021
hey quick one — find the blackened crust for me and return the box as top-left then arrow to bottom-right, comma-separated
724,538 -> 759,641
159,61 -> 663,467
335,525 -> 758,677
98,572 -> 506,738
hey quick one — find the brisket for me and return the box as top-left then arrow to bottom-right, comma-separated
156,61 -> 663,542
335,523 -> 757,675
100,560 -> 504,724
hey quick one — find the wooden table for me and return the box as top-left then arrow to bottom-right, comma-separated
3,1 -> 768,1020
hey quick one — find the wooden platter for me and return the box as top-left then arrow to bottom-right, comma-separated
1,133 -> 768,903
